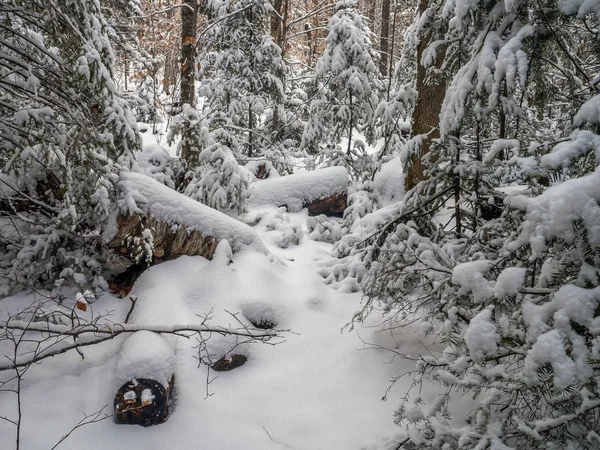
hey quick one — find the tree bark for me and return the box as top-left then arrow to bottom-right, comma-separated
163,3 -> 179,95
270,0 -> 288,136
404,0 -> 447,192
180,0 -> 198,163
368,0 -> 377,29
271,0 -> 283,45
379,0 -> 391,76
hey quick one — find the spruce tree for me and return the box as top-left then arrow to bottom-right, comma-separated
0,0 -> 141,294
302,0 -> 381,179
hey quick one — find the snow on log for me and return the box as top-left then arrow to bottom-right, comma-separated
248,166 -> 349,216
114,331 -> 176,426
110,171 -> 269,263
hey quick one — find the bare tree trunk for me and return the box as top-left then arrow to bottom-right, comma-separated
180,0 -> 198,163
347,91 -> 353,155
271,0 -> 283,44
404,0 -> 447,191
379,0 -> 391,76
453,140 -> 461,235
248,107 -> 255,157
368,0 -> 377,28
163,3 -> 178,96
498,81 -> 507,159
270,0 -> 289,136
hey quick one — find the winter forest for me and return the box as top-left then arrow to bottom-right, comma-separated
1,0 -> 600,448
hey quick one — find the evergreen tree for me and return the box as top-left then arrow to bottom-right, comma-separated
302,0 -> 381,179
198,0 -> 285,158
341,0 -> 600,447
0,0 -> 141,294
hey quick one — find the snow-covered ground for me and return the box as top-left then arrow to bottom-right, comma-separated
0,205 -> 433,449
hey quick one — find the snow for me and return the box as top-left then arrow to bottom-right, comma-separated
0,207 -> 437,450
115,331 -> 176,389
141,389 -> 155,404
373,156 -> 405,206
464,309 -> 498,361
523,329 -> 576,390
509,166 -> 600,256
452,260 -> 494,302
494,267 -> 526,297
118,171 -> 268,255
540,130 -> 600,170
249,166 -> 349,212
134,144 -> 175,188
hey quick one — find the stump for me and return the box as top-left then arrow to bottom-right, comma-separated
212,354 -> 247,372
255,163 -> 269,179
114,376 -> 175,426
114,331 -> 177,426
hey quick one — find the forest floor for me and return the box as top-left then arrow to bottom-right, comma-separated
0,205 -> 438,450
0,123 -> 448,450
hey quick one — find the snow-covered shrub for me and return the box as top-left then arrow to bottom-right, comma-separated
302,0 -> 381,156
167,103 -> 203,169
351,0 -> 600,446
343,180 -> 381,229
199,0 -> 284,158
261,209 -> 303,249
306,215 -> 344,244
316,141 -> 377,181
185,143 -> 251,215
134,145 -> 175,188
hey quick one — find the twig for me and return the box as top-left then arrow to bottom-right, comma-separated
124,296 -> 137,324
50,406 -> 112,450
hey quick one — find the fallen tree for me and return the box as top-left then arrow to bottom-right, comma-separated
107,171 -> 270,294
248,166 -> 349,216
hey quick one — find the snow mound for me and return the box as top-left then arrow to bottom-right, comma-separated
240,302 -> 285,329
249,166 -> 349,212
115,330 -> 176,389
118,171 -> 269,255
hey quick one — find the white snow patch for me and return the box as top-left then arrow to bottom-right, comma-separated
115,330 -> 176,389
465,309 -> 498,361
249,166 -> 349,212
452,260 -> 494,302
494,267 -> 526,297
373,156 -> 405,206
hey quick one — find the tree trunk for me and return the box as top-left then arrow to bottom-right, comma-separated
271,0 -> 283,45
270,0 -> 288,137
379,0 -> 391,76
180,0 -> 198,163
248,107 -> 255,157
163,3 -> 179,95
404,0 -> 447,192
368,0 -> 377,29
347,91 -> 353,155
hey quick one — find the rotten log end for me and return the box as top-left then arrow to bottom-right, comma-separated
304,193 -> 347,217
114,376 -> 175,427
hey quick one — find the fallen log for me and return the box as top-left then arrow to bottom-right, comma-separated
107,171 -> 270,294
108,213 -> 219,265
305,193 -> 347,217
248,166 -> 349,216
